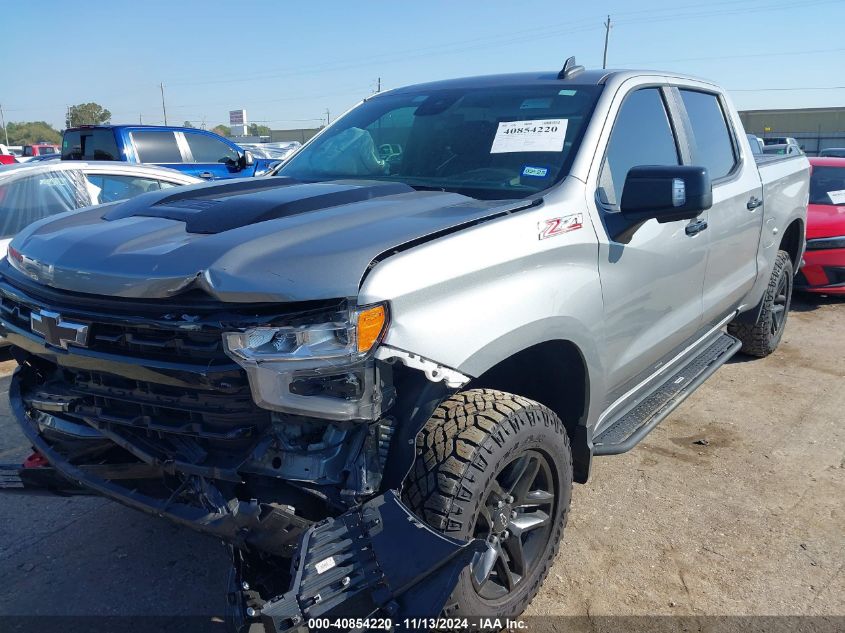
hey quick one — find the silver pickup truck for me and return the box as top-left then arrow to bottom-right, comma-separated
0,60 -> 808,629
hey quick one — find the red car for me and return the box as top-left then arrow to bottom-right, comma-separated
798,157 -> 845,294
0,154 -> 16,165
22,143 -> 60,159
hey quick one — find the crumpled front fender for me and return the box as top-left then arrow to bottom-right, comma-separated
231,491 -> 485,632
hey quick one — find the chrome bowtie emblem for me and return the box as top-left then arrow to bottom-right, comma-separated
30,310 -> 89,349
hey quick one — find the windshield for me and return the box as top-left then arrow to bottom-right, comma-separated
810,165 -> 845,205
820,148 -> 845,158
277,84 -> 602,199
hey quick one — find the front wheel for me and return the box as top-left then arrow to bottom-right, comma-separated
729,249 -> 793,357
402,389 -> 572,619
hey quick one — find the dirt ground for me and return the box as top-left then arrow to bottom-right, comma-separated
0,295 -> 842,622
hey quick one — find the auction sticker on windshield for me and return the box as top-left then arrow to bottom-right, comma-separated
490,119 -> 568,153
827,189 -> 845,204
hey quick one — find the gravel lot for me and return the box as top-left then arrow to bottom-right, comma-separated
0,296 -> 842,623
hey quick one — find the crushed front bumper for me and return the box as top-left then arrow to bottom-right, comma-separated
8,375 -> 483,629
230,492 -> 484,632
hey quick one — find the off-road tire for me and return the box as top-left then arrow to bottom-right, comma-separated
728,249 -> 793,357
402,388 -> 572,620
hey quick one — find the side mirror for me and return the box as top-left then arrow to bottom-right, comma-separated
621,165 -> 712,223
237,150 -> 255,169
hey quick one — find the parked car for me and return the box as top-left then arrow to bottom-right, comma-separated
0,161 -> 200,257
19,143 -> 60,162
1,63 -> 808,626
239,141 -> 300,160
763,136 -> 798,146
746,133 -> 764,155
796,156 -> 845,294
819,147 -> 845,158
0,144 -> 19,165
763,142 -> 802,156
61,125 -> 277,179
22,152 -> 60,163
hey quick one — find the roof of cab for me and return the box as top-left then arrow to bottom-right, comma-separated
379,68 -> 718,96
65,124 -> 207,133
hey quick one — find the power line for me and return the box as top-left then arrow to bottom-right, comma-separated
2,0 -> 842,118
730,86 -> 845,92
627,46 -> 845,65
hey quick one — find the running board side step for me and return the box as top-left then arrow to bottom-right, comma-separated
593,332 -> 742,456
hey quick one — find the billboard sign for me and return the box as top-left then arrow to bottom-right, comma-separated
229,109 -> 247,126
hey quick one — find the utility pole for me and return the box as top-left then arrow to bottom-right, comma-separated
376,77 -> 381,93
325,109 -> 331,126
160,82 -> 168,125
0,103 -> 8,146
602,15 -> 612,69
139,113 -> 143,125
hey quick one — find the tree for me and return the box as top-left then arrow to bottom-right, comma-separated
248,123 -> 271,137
183,120 -> 195,128
66,102 -> 111,128
212,124 -> 230,137
5,121 -> 61,145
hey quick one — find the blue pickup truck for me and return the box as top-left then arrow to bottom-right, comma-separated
61,125 -> 277,180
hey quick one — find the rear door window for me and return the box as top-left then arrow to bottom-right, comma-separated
85,173 -> 164,204
679,90 -> 737,180
184,132 -> 239,163
62,129 -> 121,160
599,88 -> 680,207
131,131 -> 183,163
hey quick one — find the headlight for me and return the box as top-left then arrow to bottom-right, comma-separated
222,304 -> 390,421
223,304 -> 387,363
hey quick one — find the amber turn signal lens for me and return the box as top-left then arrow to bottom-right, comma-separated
357,305 -> 387,353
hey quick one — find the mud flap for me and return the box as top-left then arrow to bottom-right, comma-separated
233,490 -> 485,632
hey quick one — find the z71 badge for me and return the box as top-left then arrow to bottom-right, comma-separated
538,213 -> 583,240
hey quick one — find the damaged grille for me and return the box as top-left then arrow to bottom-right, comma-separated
0,271 -> 344,365
0,270 -> 344,474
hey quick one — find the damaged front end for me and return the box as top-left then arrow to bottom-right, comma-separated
0,266 -> 477,629
230,492 -> 483,632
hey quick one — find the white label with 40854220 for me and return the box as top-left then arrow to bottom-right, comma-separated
490,119 -> 568,154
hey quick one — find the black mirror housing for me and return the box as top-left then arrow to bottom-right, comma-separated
236,150 -> 255,170
620,165 -> 712,223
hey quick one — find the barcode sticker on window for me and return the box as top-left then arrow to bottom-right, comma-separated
490,119 -> 568,154
827,189 -> 845,204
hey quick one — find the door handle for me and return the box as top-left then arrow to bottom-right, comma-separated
198,171 -> 214,179
747,196 -> 763,210
685,219 -> 708,236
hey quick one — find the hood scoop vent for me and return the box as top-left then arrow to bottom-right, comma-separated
102,179 -> 415,235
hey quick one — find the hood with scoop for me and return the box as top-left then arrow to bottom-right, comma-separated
7,177 -> 532,302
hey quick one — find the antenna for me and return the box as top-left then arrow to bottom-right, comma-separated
557,56 -> 585,80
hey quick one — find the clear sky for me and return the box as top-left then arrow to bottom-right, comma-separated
2,0 -> 844,130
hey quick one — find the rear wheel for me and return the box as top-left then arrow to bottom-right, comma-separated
729,249 -> 793,357
402,389 -> 572,619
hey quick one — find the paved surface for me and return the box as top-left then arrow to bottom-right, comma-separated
0,296 -> 842,619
